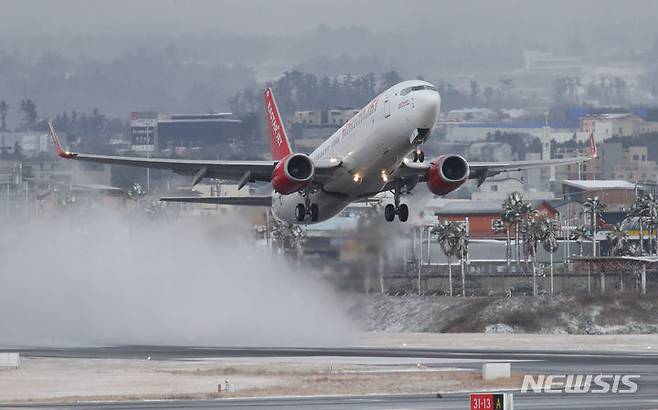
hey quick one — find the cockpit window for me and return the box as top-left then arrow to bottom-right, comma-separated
400,85 -> 438,96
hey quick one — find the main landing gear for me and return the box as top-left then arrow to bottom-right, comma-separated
295,190 -> 319,222
384,182 -> 409,222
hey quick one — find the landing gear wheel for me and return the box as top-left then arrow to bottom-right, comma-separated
398,203 -> 409,222
295,204 -> 306,222
413,150 -> 425,162
310,203 -> 319,222
384,204 -> 396,222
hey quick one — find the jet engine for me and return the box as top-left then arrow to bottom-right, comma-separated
426,155 -> 470,195
271,153 -> 315,195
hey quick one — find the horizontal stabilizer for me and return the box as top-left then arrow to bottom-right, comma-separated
160,195 -> 272,206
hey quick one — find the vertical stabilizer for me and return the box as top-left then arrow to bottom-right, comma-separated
264,88 -> 293,160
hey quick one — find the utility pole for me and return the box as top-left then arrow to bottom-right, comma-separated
426,225 -> 431,265
145,126 -> 151,193
417,226 -> 422,295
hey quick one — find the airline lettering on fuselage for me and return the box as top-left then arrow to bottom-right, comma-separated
341,97 -> 380,138
313,96 -> 381,160
266,95 -> 283,147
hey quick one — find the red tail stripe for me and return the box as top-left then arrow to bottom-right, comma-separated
264,88 -> 292,161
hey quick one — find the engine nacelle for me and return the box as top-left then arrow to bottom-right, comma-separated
426,155 -> 470,195
271,153 -> 315,195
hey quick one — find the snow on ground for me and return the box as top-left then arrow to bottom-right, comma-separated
350,293 -> 658,335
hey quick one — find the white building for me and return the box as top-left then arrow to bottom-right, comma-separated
471,178 -> 556,201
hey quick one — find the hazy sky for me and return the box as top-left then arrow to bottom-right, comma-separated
2,0 -> 657,42
1,0 -> 657,119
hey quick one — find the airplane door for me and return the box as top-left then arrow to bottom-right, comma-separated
383,96 -> 391,118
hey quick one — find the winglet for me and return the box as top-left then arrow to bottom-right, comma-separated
48,121 -> 76,159
264,88 -> 293,161
589,131 -> 597,158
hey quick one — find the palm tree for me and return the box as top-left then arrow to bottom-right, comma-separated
492,218 -> 510,268
453,223 -> 469,297
433,221 -> 469,296
643,194 -> 658,255
127,182 -> 145,200
521,201 -> 538,270
433,220 -> 458,296
523,218 -> 542,296
628,196 -> 647,255
583,197 -> 606,257
607,222 -> 629,291
571,224 -> 592,293
607,222 -> 629,256
571,225 -> 592,256
502,192 -> 524,270
539,217 -> 560,295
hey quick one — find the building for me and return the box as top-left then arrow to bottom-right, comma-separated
471,177 -> 555,201
290,108 -> 360,128
0,131 -> 67,158
609,146 -> 658,182
465,142 -> 513,162
523,51 -> 583,74
548,198 -> 584,227
441,122 -> 587,144
560,143 -> 658,182
426,199 -> 558,239
561,180 -> 638,211
130,112 -> 244,152
557,145 -> 603,180
580,113 -> 658,138
288,108 -> 360,150
444,108 -> 498,122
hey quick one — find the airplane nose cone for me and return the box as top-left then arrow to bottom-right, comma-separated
415,91 -> 441,129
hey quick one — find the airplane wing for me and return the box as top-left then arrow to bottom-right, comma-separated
467,155 -> 591,181
48,122 -> 339,186
394,132 -> 597,187
160,195 -> 272,206
394,154 -> 590,182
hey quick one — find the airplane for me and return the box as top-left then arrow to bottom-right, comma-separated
49,80 -> 596,224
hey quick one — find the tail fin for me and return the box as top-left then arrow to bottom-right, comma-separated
264,87 -> 293,160
589,131 -> 597,158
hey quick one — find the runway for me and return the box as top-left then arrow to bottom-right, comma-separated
2,346 -> 658,409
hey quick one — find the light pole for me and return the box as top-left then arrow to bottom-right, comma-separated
145,126 -> 151,193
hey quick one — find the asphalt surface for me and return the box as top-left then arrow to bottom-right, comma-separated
2,346 -> 658,409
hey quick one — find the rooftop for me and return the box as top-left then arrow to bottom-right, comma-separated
426,199 -> 553,216
562,180 -> 637,191
583,113 -> 638,120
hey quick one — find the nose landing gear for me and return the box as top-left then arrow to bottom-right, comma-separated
412,148 -> 425,163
